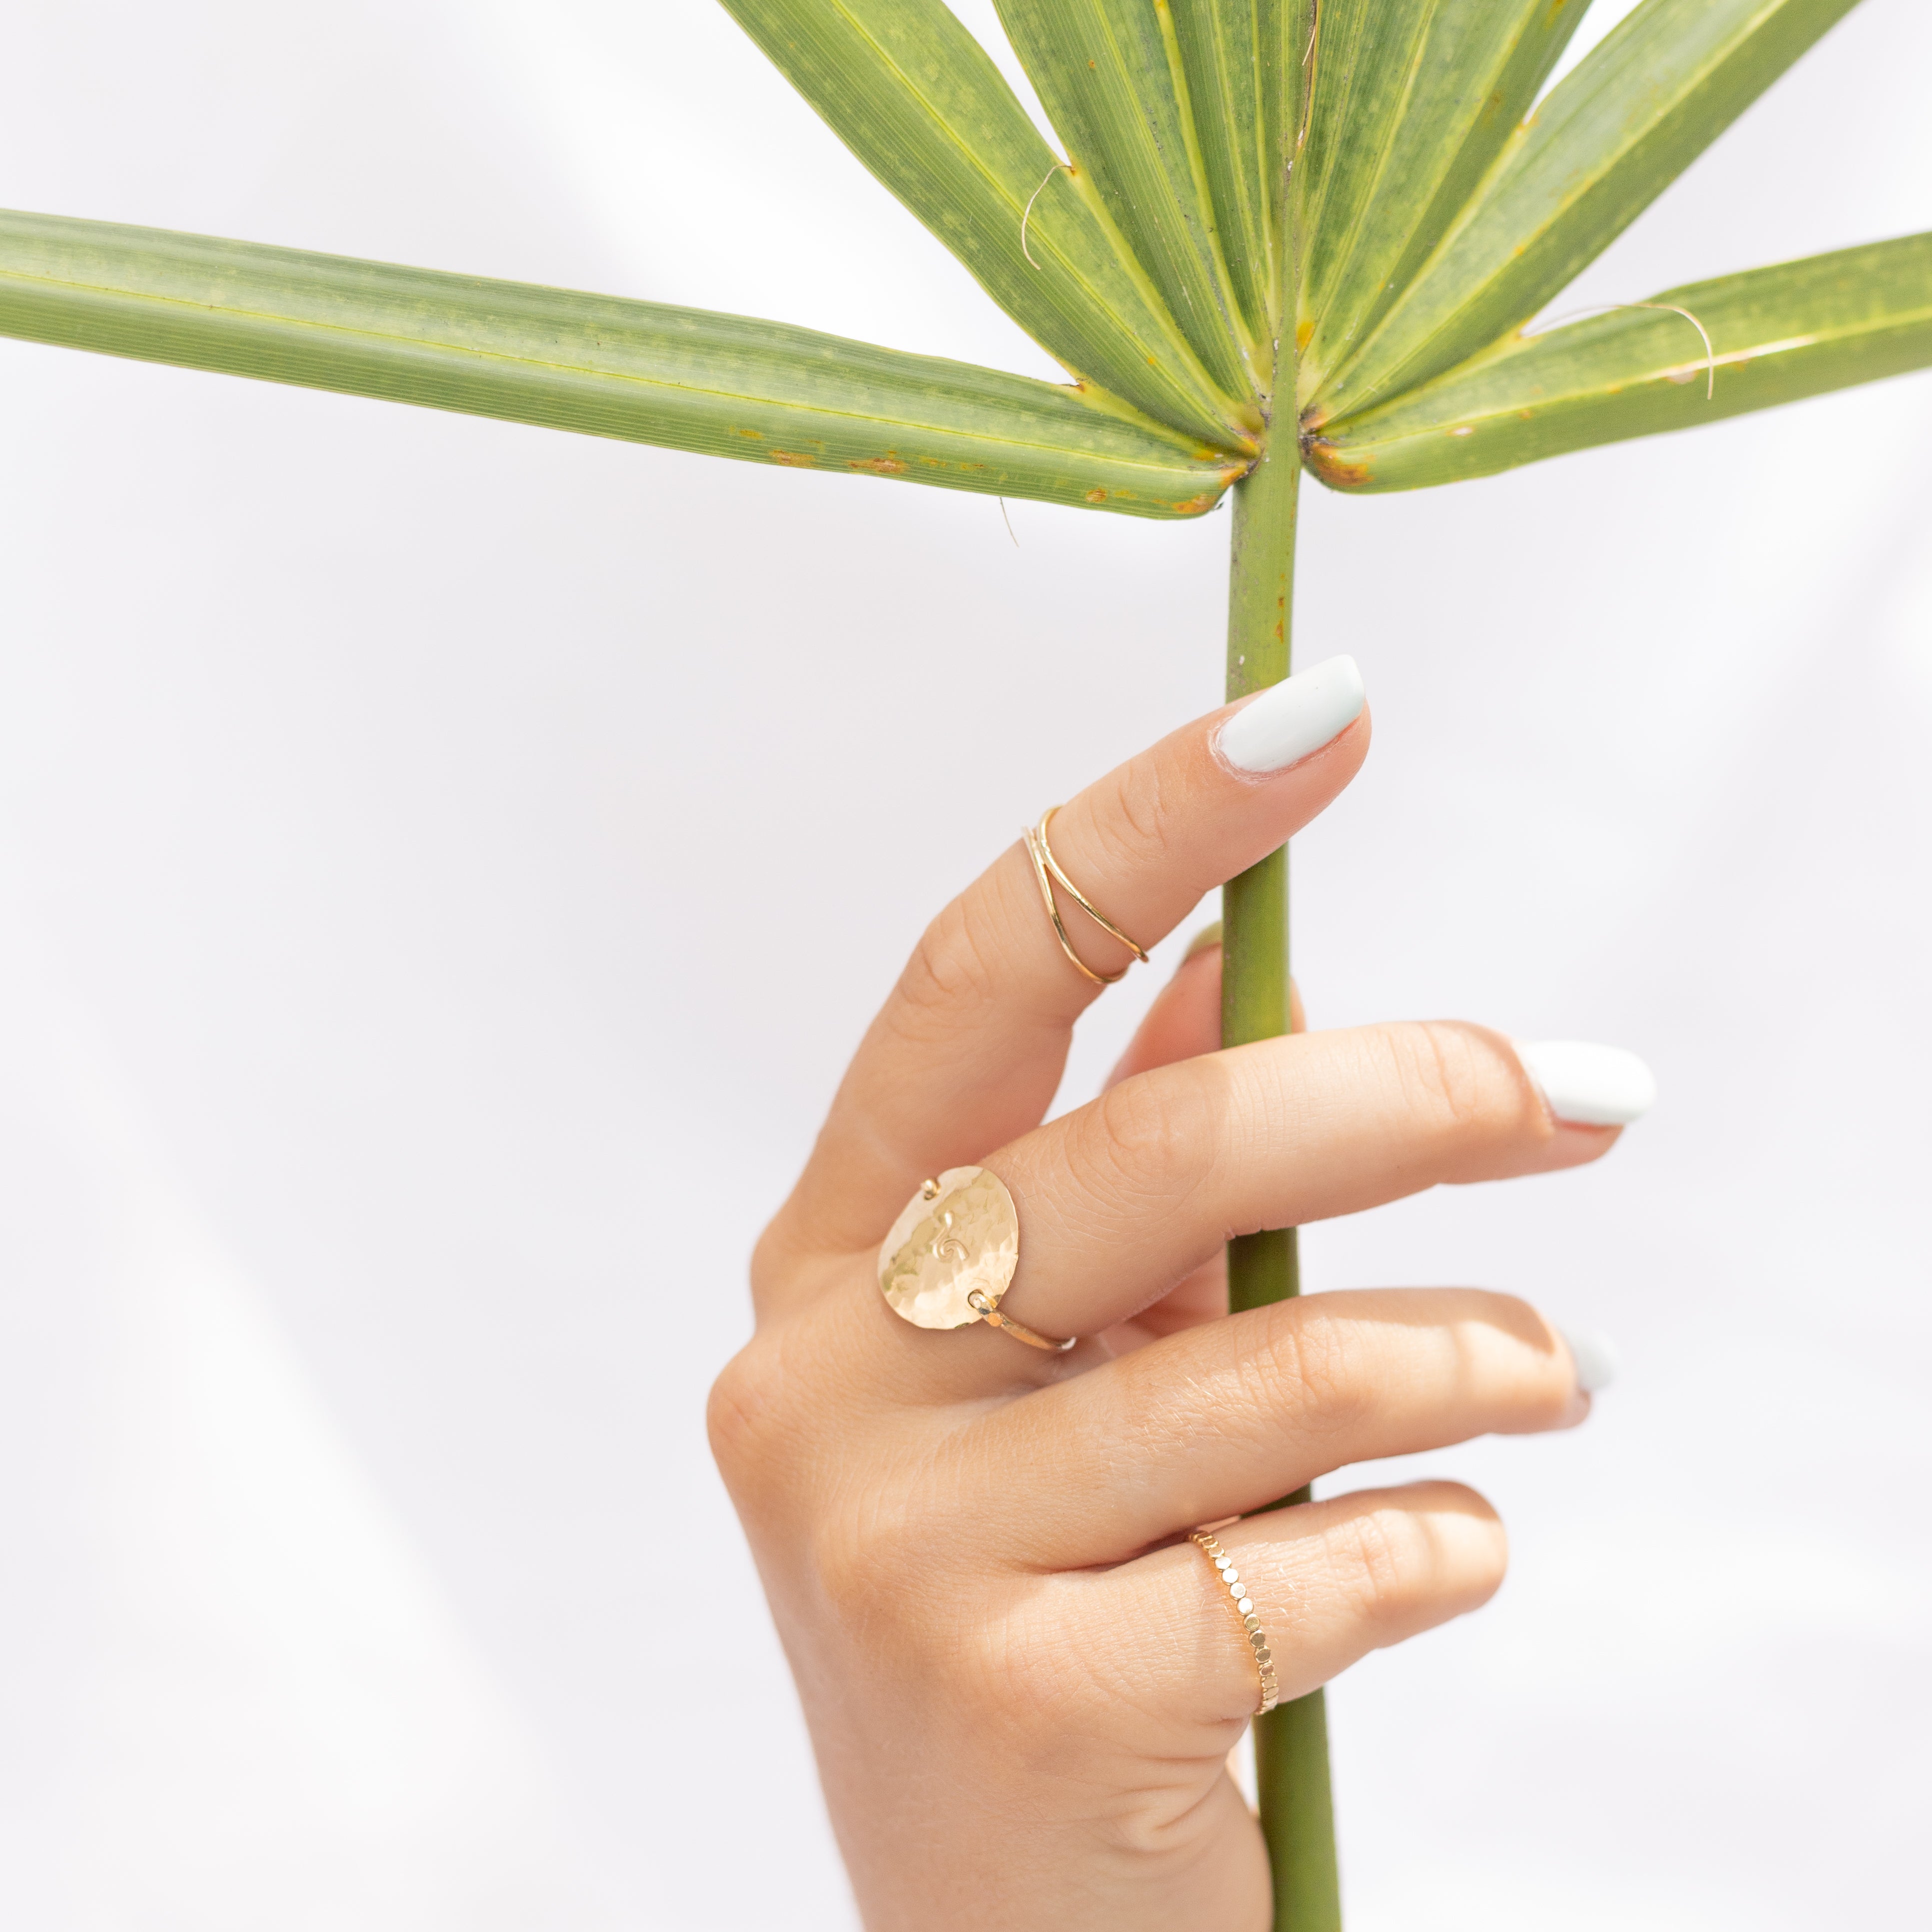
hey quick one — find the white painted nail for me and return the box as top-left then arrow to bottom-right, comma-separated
1514,1040 -> 1657,1127
1215,654 -> 1366,774
1560,1327 -> 1620,1395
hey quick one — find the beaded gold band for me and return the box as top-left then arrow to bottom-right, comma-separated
1191,1529 -> 1280,1717
1024,806 -> 1151,988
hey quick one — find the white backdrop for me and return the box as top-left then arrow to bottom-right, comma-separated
2,3 -> 1928,1927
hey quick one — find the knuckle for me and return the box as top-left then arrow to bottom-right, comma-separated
1331,1505 -> 1435,1629
893,892 -> 1011,1040
810,1497 -> 989,1672
1084,1069 -> 1214,1201
748,1211 -> 803,1307
1328,1486 -> 1507,1634
706,1326 -> 832,1520
962,1582 -> 1067,1715
807,1504 -> 898,1625
1087,761 -> 1177,875
1386,1021 -> 1507,1137
704,1339 -> 786,1495
1260,1309 -> 1370,1438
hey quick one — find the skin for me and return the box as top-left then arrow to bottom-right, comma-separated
709,696 -> 1621,1932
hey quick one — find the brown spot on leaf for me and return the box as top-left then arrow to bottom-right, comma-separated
770,449 -> 816,467
1085,488 -> 1109,503
1171,493 -> 1217,516
848,455 -> 908,475
1303,437 -> 1373,491
735,427 -> 764,440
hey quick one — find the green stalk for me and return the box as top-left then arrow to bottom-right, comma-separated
1224,423 -> 1340,1932
1221,10 -> 1341,1920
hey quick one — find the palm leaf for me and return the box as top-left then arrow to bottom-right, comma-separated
0,210 -> 1245,519
1296,0 -> 1591,401
1164,0 -> 1293,364
1307,231 -> 1932,491
1310,0 -> 1865,421
717,0 -> 1258,448
990,0 -> 1258,397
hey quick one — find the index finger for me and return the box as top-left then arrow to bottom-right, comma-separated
773,658 -> 1370,1265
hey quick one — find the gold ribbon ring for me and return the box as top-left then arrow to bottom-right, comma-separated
1024,806 -> 1150,988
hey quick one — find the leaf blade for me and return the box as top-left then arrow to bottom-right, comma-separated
1307,231 -> 1932,492
1164,0 -> 1286,360
0,209 -> 1246,519
1312,0 -> 1865,419
718,0 -> 1257,447
1296,0 -> 1592,399
990,0 -> 1257,396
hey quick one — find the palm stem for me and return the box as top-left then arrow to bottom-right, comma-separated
1220,18 -> 1342,1908
1223,427 -> 1341,1932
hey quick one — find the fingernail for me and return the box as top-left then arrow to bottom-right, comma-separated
1215,655 -> 1366,774
1514,1040 -> 1657,1127
1559,1327 -> 1620,1395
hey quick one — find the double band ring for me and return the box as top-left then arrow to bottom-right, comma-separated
1191,1528 -> 1280,1717
1025,806 -> 1150,987
877,1167 -> 1074,1353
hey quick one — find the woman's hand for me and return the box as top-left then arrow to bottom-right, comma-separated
709,660 -> 1647,1932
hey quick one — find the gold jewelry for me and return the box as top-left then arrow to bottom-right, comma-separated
1024,806 -> 1151,987
877,1168 -> 1074,1353
1190,1529 -> 1280,1717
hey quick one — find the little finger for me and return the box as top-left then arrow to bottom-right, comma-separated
1067,1483 -> 1507,1738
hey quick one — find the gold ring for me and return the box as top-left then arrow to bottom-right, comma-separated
876,1168 -> 1075,1353
1024,806 -> 1151,987
1191,1528 -> 1280,1717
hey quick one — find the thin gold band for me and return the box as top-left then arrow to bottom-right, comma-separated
1190,1529 -> 1280,1717
1024,806 -> 1151,988
966,1285 -> 1076,1353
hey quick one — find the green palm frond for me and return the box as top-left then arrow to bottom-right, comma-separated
1296,0 -> 1590,398
6,0 -> 1917,513
991,0 -> 1262,394
718,0 -> 1260,446
1164,0 -> 1296,358
1309,0 -> 1865,419
0,211 -> 1244,517
1309,231 -> 1932,490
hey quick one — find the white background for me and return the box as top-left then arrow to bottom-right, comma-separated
1,2 -> 1928,1927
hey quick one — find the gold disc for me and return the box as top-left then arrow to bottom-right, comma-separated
877,1166 -> 1020,1332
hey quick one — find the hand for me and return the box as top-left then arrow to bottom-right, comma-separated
709,660 -> 1645,1932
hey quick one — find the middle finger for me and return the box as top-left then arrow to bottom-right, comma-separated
973,1018 -> 1639,1354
